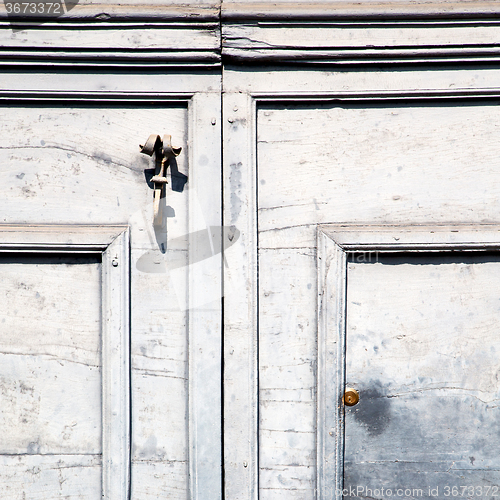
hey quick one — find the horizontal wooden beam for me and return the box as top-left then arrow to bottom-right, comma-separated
0,4 -> 220,22
222,1 -> 500,21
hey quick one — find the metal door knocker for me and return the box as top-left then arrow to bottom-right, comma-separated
140,134 -> 182,226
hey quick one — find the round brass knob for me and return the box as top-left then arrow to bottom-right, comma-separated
343,388 -> 359,406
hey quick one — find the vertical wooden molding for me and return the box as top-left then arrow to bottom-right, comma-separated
188,92 -> 223,500
223,92 -> 259,499
102,229 -> 131,500
317,230 -> 346,500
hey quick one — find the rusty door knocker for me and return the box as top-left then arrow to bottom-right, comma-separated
140,134 -> 182,226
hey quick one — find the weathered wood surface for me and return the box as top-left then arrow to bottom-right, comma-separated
224,66 -> 500,97
3,0 -> 500,23
258,101 -> 500,250
244,77 -> 500,499
0,455 -> 102,499
223,21 -> 500,64
0,105 -> 186,225
131,461 -> 188,499
0,99 -> 210,498
0,256 -> 102,456
258,249 -> 317,499
0,23 -> 220,67
0,24 -> 218,49
101,229 -> 130,500
131,260 -> 189,491
221,0 -> 500,19
0,256 -> 101,368
345,253 -> 500,497
223,92 -> 259,500
0,3 -> 219,21
225,23 -> 500,50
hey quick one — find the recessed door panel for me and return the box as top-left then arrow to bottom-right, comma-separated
0,253 -> 102,497
345,252 -> 500,498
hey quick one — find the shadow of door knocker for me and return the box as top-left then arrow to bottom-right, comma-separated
140,134 -> 182,226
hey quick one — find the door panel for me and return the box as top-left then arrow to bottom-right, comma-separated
0,86 -> 222,499
0,105 -> 187,224
249,96 -> 500,499
345,252 -> 500,497
0,456 -> 102,499
0,254 -> 102,497
0,103 -> 188,498
0,254 -> 102,454
257,101 -> 500,250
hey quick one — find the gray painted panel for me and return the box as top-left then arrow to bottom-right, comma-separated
345,253 -> 500,498
0,255 -> 102,455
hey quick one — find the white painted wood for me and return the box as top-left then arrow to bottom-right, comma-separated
317,231 -> 346,500
102,228 -> 131,500
0,10 -> 220,68
6,0 -> 500,23
0,105 -> 187,225
225,22 -> 500,50
258,248 -> 317,499
221,0 -> 500,19
223,21 -> 500,64
0,23 -> 218,50
257,100 -> 500,249
345,252 -> 500,493
131,461 -> 188,500
223,92 -> 259,499
0,2 -> 219,20
0,225 -> 130,499
0,224 -> 127,250
223,67 -> 500,96
130,250 -> 189,484
223,65 -> 500,499
321,224 -> 500,250
0,74 -> 220,96
0,455 -> 102,499
187,92 -> 222,500
0,255 -> 101,367
0,77 -> 222,499
128,104 -> 189,499
317,225 -> 500,498
0,257 -> 101,454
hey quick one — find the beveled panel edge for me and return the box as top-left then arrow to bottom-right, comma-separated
320,223 -> 500,251
0,224 -> 129,251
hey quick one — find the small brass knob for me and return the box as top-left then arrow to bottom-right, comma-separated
343,388 -> 359,406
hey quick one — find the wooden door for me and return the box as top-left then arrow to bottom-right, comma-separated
223,66 -> 500,499
0,73 -> 222,499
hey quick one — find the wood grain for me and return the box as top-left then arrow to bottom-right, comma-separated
345,253 -> 500,495
254,91 -> 500,499
223,22 -> 500,64
0,455 -> 102,499
259,249 -> 317,497
0,256 -> 101,455
0,99 -> 200,499
258,102 -> 500,250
